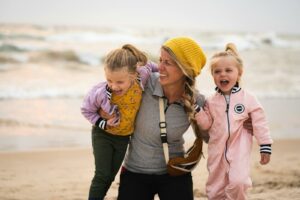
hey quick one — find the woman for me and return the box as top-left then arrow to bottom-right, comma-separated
117,37 -> 207,200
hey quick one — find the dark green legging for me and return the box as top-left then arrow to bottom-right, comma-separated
89,126 -> 130,200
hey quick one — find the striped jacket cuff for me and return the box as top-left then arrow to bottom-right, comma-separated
194,104 -> 201,113
260,144 -> 272,154
95,117 -> 107,130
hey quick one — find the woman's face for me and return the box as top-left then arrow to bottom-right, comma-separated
158,49 -> 185,87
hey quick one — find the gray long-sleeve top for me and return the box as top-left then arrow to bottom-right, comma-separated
123,73 -> 205,174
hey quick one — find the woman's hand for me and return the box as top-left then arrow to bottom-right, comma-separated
98,109 -> 118,127
243,117 -> 253,134
98,109 -> 115,120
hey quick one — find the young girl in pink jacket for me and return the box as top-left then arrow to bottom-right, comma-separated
195,43 -> 273,200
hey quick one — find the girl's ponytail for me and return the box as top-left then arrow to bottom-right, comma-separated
105,44 -> 148,74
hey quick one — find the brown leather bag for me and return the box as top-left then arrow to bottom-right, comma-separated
167,137 -> 203,176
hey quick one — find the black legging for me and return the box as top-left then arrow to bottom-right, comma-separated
117,167 -> 194,200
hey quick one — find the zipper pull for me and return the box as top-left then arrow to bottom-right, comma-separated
226,103 -> 229,113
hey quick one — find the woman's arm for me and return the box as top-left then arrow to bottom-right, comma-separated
243,118 -> 253,133
137,62 -> 158,87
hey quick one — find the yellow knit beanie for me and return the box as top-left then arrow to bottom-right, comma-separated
163,37 -> 206,77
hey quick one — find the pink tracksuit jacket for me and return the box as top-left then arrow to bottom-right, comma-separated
195,85 -> 273,200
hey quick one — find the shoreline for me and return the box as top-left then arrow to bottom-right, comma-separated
1,138 -> 300,200
0,97 -> 300,152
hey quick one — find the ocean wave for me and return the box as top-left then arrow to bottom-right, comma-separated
28,50 -> 86,64
199,32 -> 300,51
2,24 -> 300,51
0,33 -> 45,41
0,47 -> 100,66
0,43 -> 27,52
1,25 -> 299,70
0,54 -> 29,65
0,54 -> 19,64
76,52 -> 101,66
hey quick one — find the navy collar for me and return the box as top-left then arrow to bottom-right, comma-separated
215,82 -> 241,95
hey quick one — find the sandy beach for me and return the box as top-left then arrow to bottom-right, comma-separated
0,139 -> 299,200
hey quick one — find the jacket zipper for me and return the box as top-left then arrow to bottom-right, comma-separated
224,95 -> 230,164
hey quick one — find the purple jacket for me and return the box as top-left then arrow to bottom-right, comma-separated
81,62 -> 158,129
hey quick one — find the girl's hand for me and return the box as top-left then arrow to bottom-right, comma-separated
260,153 -> 271,165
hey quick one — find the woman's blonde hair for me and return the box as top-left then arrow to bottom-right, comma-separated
210,43 -> 244,79
162,46 -> 202,138
104,44 -> 148,74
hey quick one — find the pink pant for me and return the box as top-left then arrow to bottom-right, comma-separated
206,158 -> 252,200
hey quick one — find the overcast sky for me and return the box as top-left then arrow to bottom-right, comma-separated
0,0 -> 299,34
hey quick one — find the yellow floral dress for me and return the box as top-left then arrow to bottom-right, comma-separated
106,81 -> 142,136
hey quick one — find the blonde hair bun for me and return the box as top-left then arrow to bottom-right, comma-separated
225,43 -> 239,56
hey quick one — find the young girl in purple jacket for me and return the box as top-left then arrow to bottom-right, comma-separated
81,44 -> 157,200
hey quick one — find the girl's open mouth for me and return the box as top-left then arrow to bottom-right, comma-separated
220,80 -> 229,86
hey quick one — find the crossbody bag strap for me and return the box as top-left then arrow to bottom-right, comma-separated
159,97 -> 169,164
